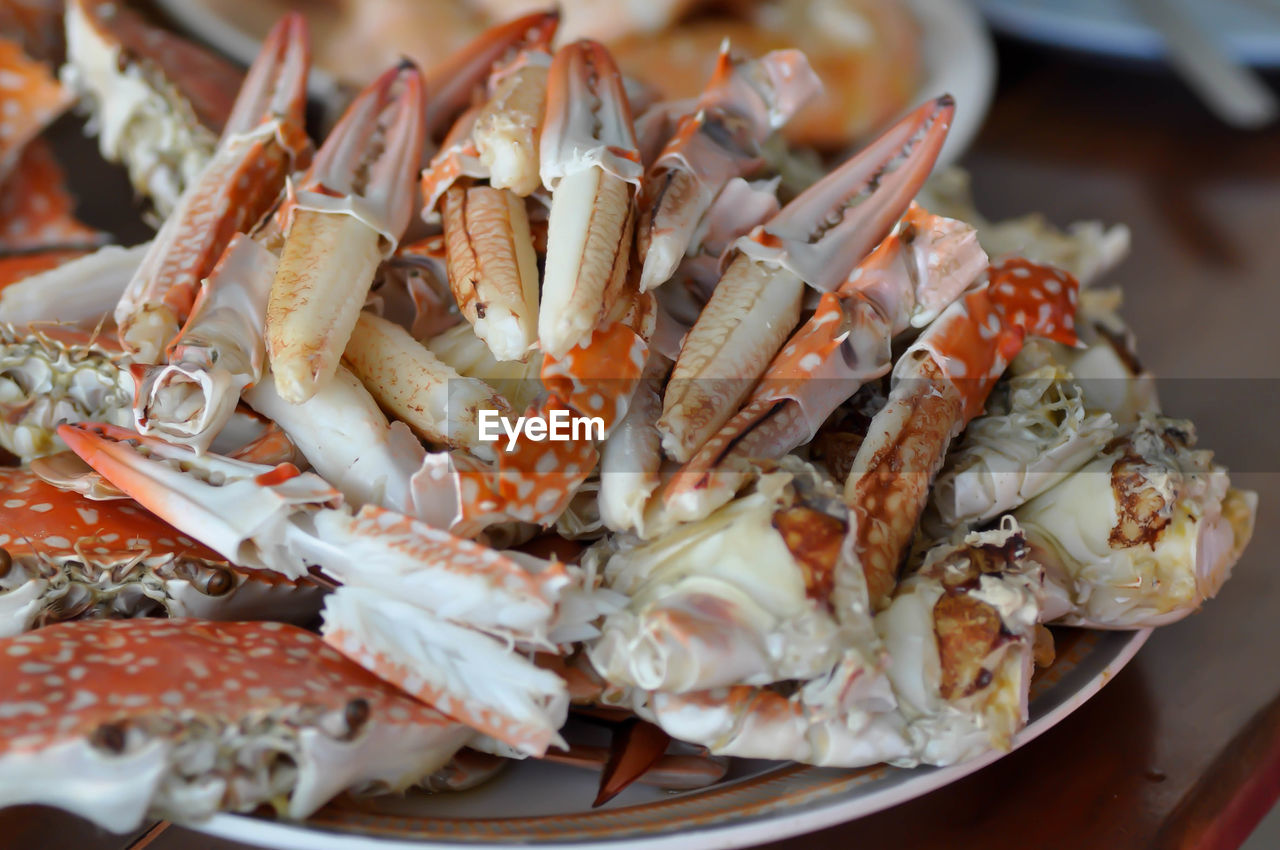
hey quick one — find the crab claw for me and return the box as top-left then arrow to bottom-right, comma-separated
422,9 -> 561,144
113,13 -> 311,364
662,207 -> 987,523
657,97 -> 954,463
266,62 -> 425,404
57,422 -> 339,579
0,140 -> 107,254
538,40 -> 642,359
636,45 -> 820,292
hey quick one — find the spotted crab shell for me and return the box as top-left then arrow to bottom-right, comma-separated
0,618 -> 472,831
0,466 -> 324,635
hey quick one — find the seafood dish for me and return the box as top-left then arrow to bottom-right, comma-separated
0,1 -> 1257,835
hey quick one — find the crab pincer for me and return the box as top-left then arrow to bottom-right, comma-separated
658,96 -> 955,463
114,14 -> 311,364
266,62 -> 425,404
538,40 -> 644,359
845,258 -> 1081,611
0,619 -> 472,831
662,206 -> 987,524
635,44 -> 820,292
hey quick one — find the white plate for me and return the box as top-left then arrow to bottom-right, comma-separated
191,628 -> 1149,850
152,0 -> 995,166
979,0 -> 1280,67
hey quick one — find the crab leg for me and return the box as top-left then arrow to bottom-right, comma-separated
471,15 -> 558,196
342,310 -> 513,456
114,14 -> 310,364
0,243 -> 147,327
662,206 -> 986,524
846,258 -> 1081,611
538,40 -> 643,358
636,45 -> 820,291
266,62 -> 424,404
658,97 -> 955,462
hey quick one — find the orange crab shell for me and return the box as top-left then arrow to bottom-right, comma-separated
0,139 -> 107,253
0,466 -> 223,562
0,36 -> 70,180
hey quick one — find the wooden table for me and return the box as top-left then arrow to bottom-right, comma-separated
3,37 -> 1279,850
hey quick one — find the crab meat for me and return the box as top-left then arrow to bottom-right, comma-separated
1017,416 -> 1258,628
441,184 -> 541,361
114,13 -> 311,363
0,619 -> 471,831
0,466 -> 322,636
658,97 -> 955,463
538,40 -> 643,359
0,324 -> 133,461
266,62 -> 424,403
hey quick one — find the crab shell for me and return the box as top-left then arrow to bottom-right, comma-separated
0,618 -> 472,831
0,466 -> 324,635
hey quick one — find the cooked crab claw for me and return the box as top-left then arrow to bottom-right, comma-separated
266,62 -> 425,404
114,13 -> 311,364
845,258 -> 1081,610
538,40 -> 643,359
658,98 -> 954,463
0,619 -> 472,832
662,206 -> 987,524
422,9 -> 562,145
636,45 -> 820,292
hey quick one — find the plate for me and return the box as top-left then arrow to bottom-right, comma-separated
192,627 -> 1149,849
978,0 -> 1280,67
151,0 -> 995,167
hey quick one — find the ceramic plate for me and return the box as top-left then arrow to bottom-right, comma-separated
191,627 -> 1149,849
979,0 -> 1280,67
151,0 -> 995,167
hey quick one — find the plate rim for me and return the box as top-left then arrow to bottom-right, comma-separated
193,628 -> 1150,850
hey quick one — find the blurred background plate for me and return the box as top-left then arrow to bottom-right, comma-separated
978,0 -> 1280,66
150,0 -> 994,167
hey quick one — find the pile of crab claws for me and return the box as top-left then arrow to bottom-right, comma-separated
736,95 -> 955,294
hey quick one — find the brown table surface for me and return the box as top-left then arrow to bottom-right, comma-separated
3,34 -> 1279,850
